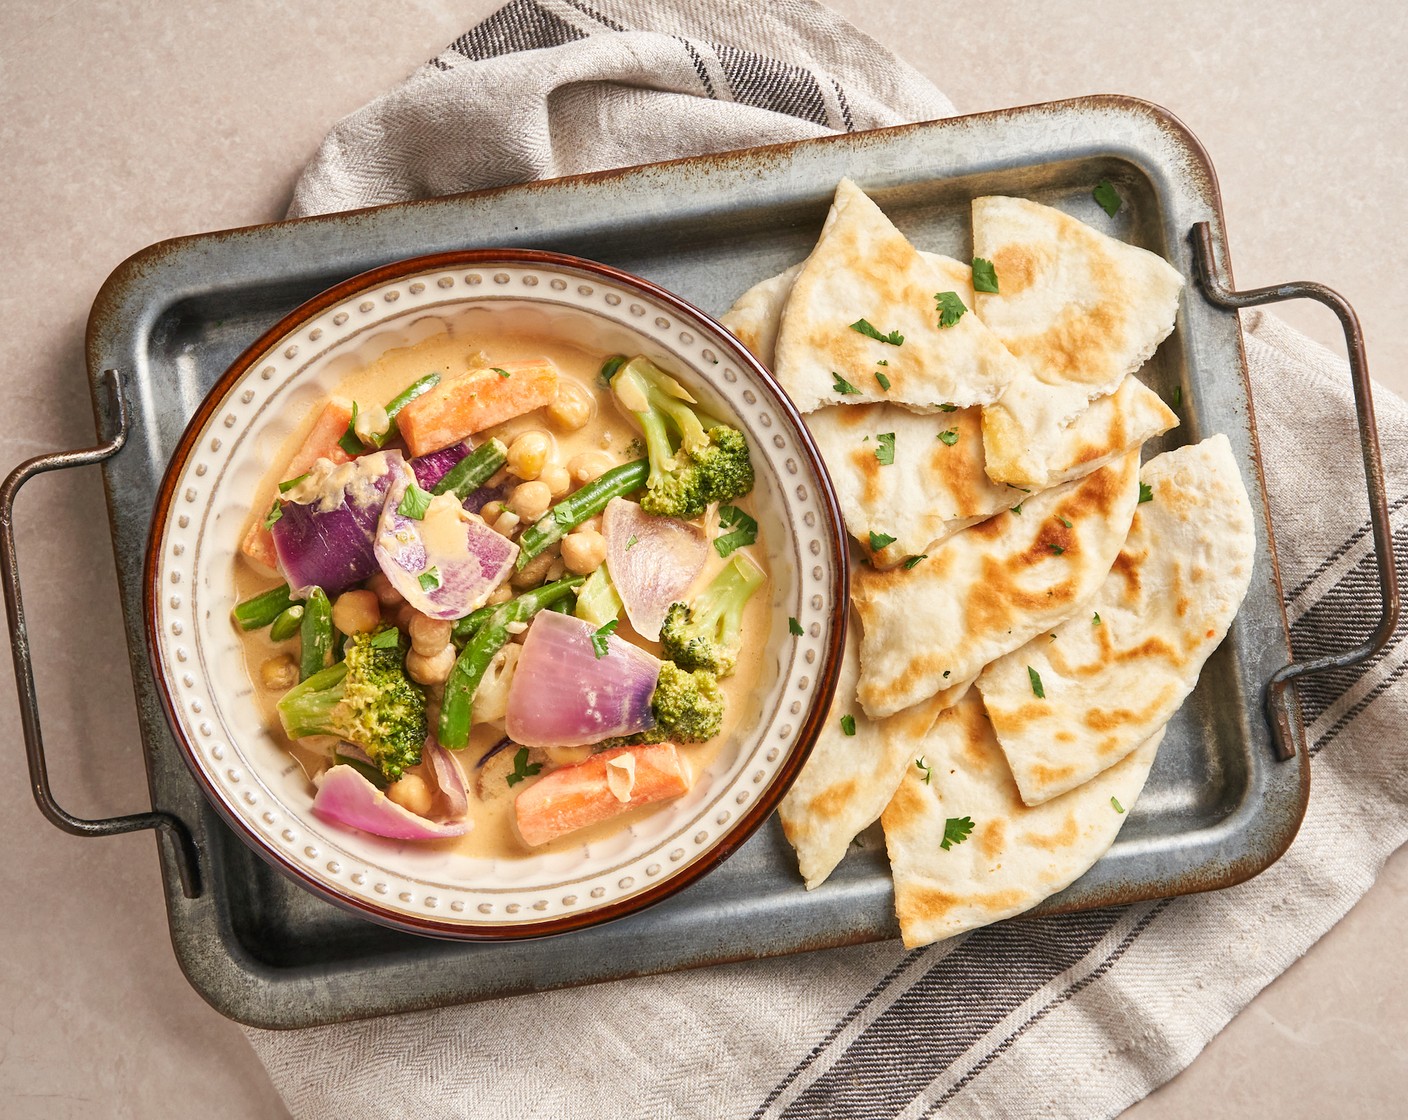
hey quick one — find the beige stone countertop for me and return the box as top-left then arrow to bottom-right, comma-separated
1,2 -> 1403,1116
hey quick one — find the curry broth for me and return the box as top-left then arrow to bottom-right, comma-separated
235,326 -> 771,861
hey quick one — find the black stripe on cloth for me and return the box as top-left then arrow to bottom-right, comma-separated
448,0 -> 585,61
559,0 -> 626,32
675,37 -> 717,99
1283,490 -> 1408,606
830,79 -> 855,132
709,43 -> 830,127
774,908 -> 1129,1119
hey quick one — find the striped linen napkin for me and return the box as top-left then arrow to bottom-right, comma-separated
251,3 -> 1408,1116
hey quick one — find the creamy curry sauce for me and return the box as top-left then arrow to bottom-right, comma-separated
236,324 -> 770,860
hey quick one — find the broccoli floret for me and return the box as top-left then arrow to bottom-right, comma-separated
659,553 -> 765,677
277,628 -> 428,780
603,662 -> 725,748
608,356 -> 755,520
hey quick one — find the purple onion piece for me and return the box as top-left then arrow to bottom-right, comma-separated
602,497 -> 709,641
505,611 -> 661,748
463,483 -> 505,516
423,737 -> 469,821
312,765 -> 471,841
374,461 -> 519,620
410,441 -> 472,491
476,736 -> 513,768
271,451 -> 402,598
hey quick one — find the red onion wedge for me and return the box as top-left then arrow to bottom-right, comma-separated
423,737 -> 469,820
375,459 -> 518,620
272,451 -> 401,598
602,497 -> 708,641
311,765 -> 471,841
410,441 -> 471,491
505,611 -> 661,748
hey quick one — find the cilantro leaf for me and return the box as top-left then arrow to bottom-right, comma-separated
903,554 -> 927,571
933,290 -> 967,328
1028,666 -> 1045,698
832,371 -> 860,396
506,747 -> 542,787
1049,544 -> 1065,555
714,504 -> 758,558
868,530 -> 897,552
915,756 -> 933,784
625,534 -> 639,551
397,481 -> 435,520
1010,502 -> 1024,515
876,432 -> 896,466
937,428 -> 959,446
788,616 -> 804,637
840,714 -> 857,736
937,402 -> 958,412
417,566 -> 442,592
1170,385 -> 1183,408
368,628 -> 401,649
1059,516 -> 1073,528
971,258 -> 1000,293
1093,179 -> 1122,217
876,359 -> 889,366
850,319 -> 904,346
278,473 -> 309,494
1093,612 -> 1102,625
590,619 -> 618,658
493,367 -> 511,378
337,401 -> 365,457
941,816 -> 974,851
875,371 -> 891,391
1111,796 -> 1126,814
263,500 -> 283,531
1139,481 -> 1154,504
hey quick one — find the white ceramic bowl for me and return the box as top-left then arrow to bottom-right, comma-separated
144,249 -> 848,939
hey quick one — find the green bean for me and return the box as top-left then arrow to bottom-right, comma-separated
438,575 -> 585,749
515,458 -> 649,570
269,604 -> 305,641
232,583 -> 299,631
450,603 -> 497,648
431,438 -> 508,500
362,372 -> 442,449
298,588 -> 333,681
333,749 -> 389,790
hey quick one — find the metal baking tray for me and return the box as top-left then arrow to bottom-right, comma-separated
5,96 -> 1395,1028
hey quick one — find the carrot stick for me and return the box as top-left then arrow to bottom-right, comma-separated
398,361 -> 560,457
514,742 -> 690,847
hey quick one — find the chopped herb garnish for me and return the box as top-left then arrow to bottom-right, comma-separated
1171,385 -> 1183,408
941,816 -> 974,851
850,318 -> 904,346
868,530 -> 897,551
915,756 -> 933,784
263,500 -> 283,530
1028,666 -> 1045,698
840,714 -> 857,736
337,401 -> 365,457
1007,484 -> 1032,494
417,567 -> 442,592
1010,502 -> 1024,515
397,481 -> 435,520
971,258 -> 999,293
934,290 -> 967,328
1093,612 -> 1102,626
1111,796 -> 1126,814
599,355 -> 627,384
714,504 -> 758,558
1093,179 -> 1123,217
1049,544 -> 1065,555
1139,482 -> 1154,504
625,534 -> 639,551
1059,516 -> 1073,528
877,359 -> 889,366
875,371 -> 892,391
937,402 -> 958,412
943,670 -> 951,678
278,473 -> 309,493
788,616 -> 804,637
368,628 -> 401,649
876,432 -> 896,465
903,554 -> 928,571
590,619 -> 618,658
493,367 -> 512,378
937,428 -> 959,446
832,371 -> 861,396
506,747 -> 542,787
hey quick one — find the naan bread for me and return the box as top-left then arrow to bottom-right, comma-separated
777,616 -> 959,890
719,262 -> 803,369
972,195 -> 1184,487
881,686 -> 1160,948
774,180 -> 1021,412
976,435 -> 1254,805
805,375 -> 1176,567
852,450 -> 1141,719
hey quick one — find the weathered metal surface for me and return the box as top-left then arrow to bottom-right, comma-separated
79,96 -> 1332,1028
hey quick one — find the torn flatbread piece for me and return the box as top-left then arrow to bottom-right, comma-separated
719,262 -> 803,369
977,434 -> 1254,805
778,616 -> 960,890
806,375 -> 1175,567
852,450 -> 1141,719
773,180 -> 1021,412
881,686 -> 1160,948
972,195 -> 1184,487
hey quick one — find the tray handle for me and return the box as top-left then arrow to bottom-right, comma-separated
1191,222 -> 1400,761
1,369 -> 201,897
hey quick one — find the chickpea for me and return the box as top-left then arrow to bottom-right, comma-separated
260,654 -> 299,691
332,590 -> 381,635
406,644 -> 456,686
353,402 -> 390,446
547,380 -> 593,431
395,602 -> 419,629
578,515 -> 603,535
506,431 -> 552,480
507,480 -> 552,522
387,773 -> 433,817
539,463 -> 571,499
560,528 -> 607,575
479,500 -> 504,524
408,612 -> 453,656
366,570 -> 403,608
512,550 -> 555,589
487,584 -> 514,605
568,449 -> 615,486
